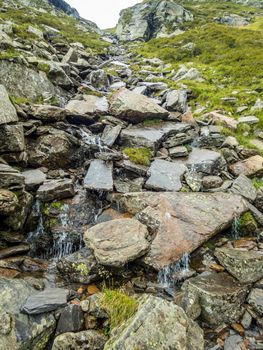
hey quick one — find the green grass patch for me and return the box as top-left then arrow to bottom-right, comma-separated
100,289 -> 138,332
252,178 -> 263,190
123,147 -> 152,166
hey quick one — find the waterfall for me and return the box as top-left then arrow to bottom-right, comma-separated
158,253 -> 190,289
79,129 -> 109,153
231,216 -> 241,240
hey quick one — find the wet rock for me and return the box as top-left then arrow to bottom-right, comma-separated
56,304 -> 84,335
119,122 -> 191,151
230,174 -> 257,202
145,159 -> 187,191
101,124 -> 122,147
185,148 -> 225,175
115,192 -> 247,270
57,248 -> 104,284
104,295 -> 203,350
66,95 -> 109,116
247,288 -> 263,315
164,89 -> 188,113
215,247 -> 263,283
22,169 -> 47,191
109,88 -> 168,123
37,179 -> 75,202
182,272 -> 248,326
84,218 -> 150,268
202,175 -> 223,189
0,124 -> 25,153
0,189 -> 18,215
52,330 -> 107,350
0,277 -> 56,350
22,288 -> 68,315
95,151 -> 123,162
84,159 -> 113,192
0,84 -> 18,125
229,155 -> 263,177
0,244 -> 30,259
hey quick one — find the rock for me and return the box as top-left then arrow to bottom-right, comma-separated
204,111 -> 238,130
62,47 -> 78,64
57,248 -> 103,284
224,335 -> 243,350
114,177 -> 144,193
241,310 -> 253,329
0,164 -> 25,190
118,159 -> 148,177
230,174 -> 257,202
84,218 -> 150,267
84,160 -> 113,192
52,330 -> 107,350
202,176 -> 223,189
0,85 -> 18,125
110,81 -> 126,90
104,295 -> 203,350
145,159 -> 187,191
116,1 -> 193,41
114,192 -> 247,270
22,288 -> 68,315
215,247 -> 263,283
164,89 -> 188,113
66,95 -> 109,116
0,189 -> 18,215
169,145 -> 188,158
185,148 -> 224,175
101,124 -> 122,147
137,81 -> 168,91
238,115 -> 259,125
0,244 -> 30,259
173,65 -> 203,82
29,105 -> 67,122
255,189 -> 263,212
229,155 -> 263,177
0,124 -> 25,154
248,288 -> 263,315
56,304 -> 84,335
185,172 -> 202,192
215,13 -> 249,26
37,179 -> 75,202
0,277 -> 56,350
27,128 -> 79,169
119,122 -> 191,151
252,98 -> 263,111
22,169 -> 47,191
109,88 -> 169,123
182,272 -> 248,326
89,69 -> 109,89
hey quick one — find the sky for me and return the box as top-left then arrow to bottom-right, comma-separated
66,0 -> 142,29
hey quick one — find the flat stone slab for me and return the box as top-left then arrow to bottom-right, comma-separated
120,122 -> 191,151
229,155 -> 263,177
66,95 -> 108,115
230,174 -> 257,202
185,148 -> 224,174
0,85 -> 18,125
84,159 -> 113,192
37,179 -> 75,202
215,247 -> 263,284
115,192 -> 248,270
22,169 -> 47,191
145,159 -> 187,191
22,288 -> 68,314
238,116 -> 259,125
84,218 -> 150,267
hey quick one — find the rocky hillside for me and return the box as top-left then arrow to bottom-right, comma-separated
0,0 -> 263,349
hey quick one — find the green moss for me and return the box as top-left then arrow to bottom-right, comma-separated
37,62 -> 50,73
239,211 -> 258,234
10,95 -> 30,105
123,147 -> 152,166
0,48 -> 22,60
252,178 -> 263,190
100,289 -> 138,332
141,119 -> 163,127
72,263 -> 90,276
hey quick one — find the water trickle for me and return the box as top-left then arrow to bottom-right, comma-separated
158,253 -> 190,289
231,215 -> 241,240
27,200 -> 44,242
79,129 -> 109,153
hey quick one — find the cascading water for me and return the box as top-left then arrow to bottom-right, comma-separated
231,215 -> 241,240
79,129 -> 109,153
157,253 -> 190,289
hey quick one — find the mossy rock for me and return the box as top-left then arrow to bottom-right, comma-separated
123,147 -> 152,166
239,211 -> 258,234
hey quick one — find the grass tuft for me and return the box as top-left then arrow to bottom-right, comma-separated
123,147 -> 152,166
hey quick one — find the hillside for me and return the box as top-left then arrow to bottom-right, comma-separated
0,0 -> 263,349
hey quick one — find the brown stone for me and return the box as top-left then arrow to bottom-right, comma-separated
229,155 -> 263,177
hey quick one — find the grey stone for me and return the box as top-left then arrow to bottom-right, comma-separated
118,159 -> 148,176
84,218 -> 150,267
22,288 -> 68,315
241,310 -> 253,329
84,160 -> 113,192
66,95 -> 109,115
101,124 -> 122,147
0,164 -> 25,189
186,148 -> 224,175
137,81 -> 168,91
0,124 -> 25,153
37,179 -> 75,202
56,304 -> 84,335
169,145 -> 188,158
224,335 -> 243,350
110,81 -> 126,90
165,89 -> 188,113
215,247 -> 263,283
62,47 -> 78,64
238,115 -> 259,125
229,155 -> 263,177
22,169 -> 47,191
146,159 -> 187,191
0,85 -> 18,125
182,272 -> 248,326
248,288 -> 263,315
0,189 -> 18,216
52,330 -> 107,350
230,174 -> 257,202
202,175 -> 223,189
185,172 -> 202,192
173,65 -> 203,82
215,13 -> 249,27
104,295 -> 204,350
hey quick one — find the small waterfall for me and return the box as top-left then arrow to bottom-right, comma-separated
231,216 -> 241,240
79,129 -> 109,153
27,200 -> 44,242
158,253 -> 190,289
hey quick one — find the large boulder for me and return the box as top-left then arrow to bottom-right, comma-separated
36,179 -> 75,202
0,277 -> 56,350
0,124 -> 25,153
182,272 -> 248,326
109,88 -> 169,123
66,95 -> 109,116
114,192 -> 248,270
215,247 -> 263,284
104,295 -> 204,350
116,0 -> 193,41
0,85 -> 18,125
84,218 -> 150,267
0,189 -> 18,216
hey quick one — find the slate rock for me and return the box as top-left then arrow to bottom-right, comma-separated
0,85 -> 18,125
84,160 -> 113,192
56,304 -> 84,335
22,169 -> 47,191
52,330 -> 107,350
230,174 -> 257,202
37,179 -> 75,202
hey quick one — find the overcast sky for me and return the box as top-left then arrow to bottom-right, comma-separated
66,0 -> 142,29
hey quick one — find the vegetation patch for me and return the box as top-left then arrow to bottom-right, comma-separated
123,147 -> 152,166
100,288 -> 138,332
239,211 -> 258,234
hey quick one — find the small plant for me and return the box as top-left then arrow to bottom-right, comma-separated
73,263 -> 90,276
252,178 -> 263,190
100,288 -> 138,332
123,147 -> 152,166
239,211 -> 258,234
